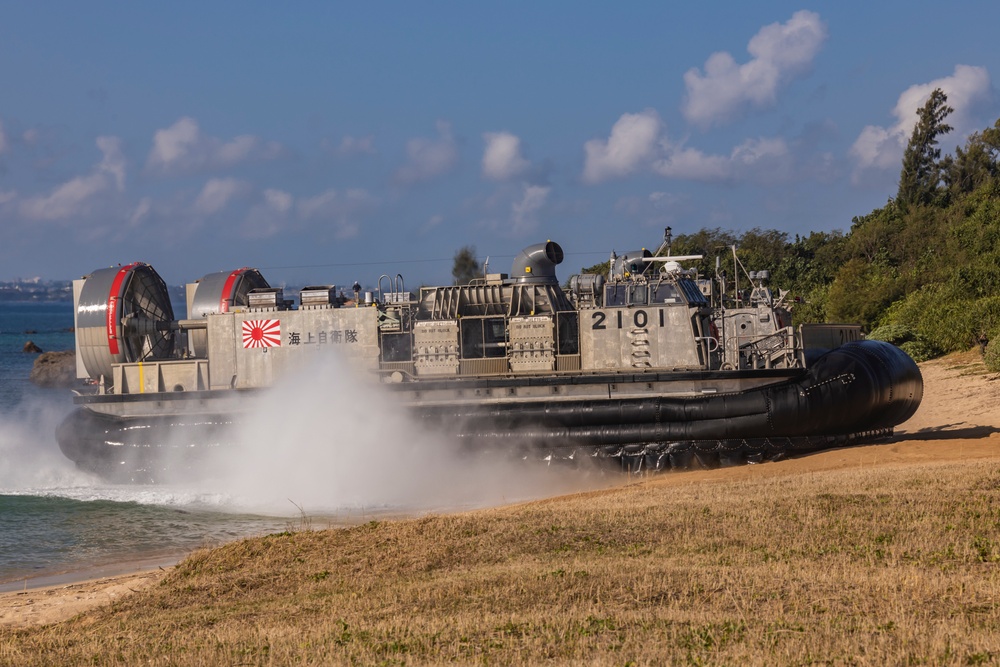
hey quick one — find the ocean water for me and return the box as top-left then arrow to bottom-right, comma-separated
0,301 -> 605,589
0,302 -> 291,588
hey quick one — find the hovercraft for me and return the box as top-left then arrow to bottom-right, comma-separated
57,232 -> 922,482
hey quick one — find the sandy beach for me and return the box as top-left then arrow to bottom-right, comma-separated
0,569 -> 165,628
3,350 -> 997,629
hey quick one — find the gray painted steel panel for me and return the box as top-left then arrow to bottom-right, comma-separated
203,306 -> 381,389
581,306 -> 703,371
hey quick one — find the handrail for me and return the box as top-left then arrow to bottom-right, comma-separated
377,274 -> 391,302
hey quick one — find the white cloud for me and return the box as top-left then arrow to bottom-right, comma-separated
731,137 -> 793,182
583,107 -> 799,185
582,110 -> 661,184
653,147 -> 731,182
654,136 -> 792,184
96,136 -> 126,191
193,177 -> 252,215
393,121 -> 459,185
129,197 -> 152,227
849,125 -> 898,172
0,190 -> 17,223
146,116 -> 283,175
420,214 -> 445,234
324,135 -> 376,157
682,10 -> 827,128
482,131 -> 530,181
263,188 -> 293,214
148,117 -> 199,168
296,188 -> 376,239
510,184 -> 551,235
19,136 -> 126,221
137,182 -> 378,241
214,135 -> 259,165
849,65 -> 993,180
240,188 -> 296,239
239,187 -> 376,240
892,65 -> 992,135
648,191 -> 685,210
477,183 -> 552,237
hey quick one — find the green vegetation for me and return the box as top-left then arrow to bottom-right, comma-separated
985,338 -> 1000,372
578,89 -> 1000,361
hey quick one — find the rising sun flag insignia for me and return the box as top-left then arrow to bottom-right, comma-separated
242,319 -> 281,348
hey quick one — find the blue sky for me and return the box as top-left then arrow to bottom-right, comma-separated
1,2 -> 998,288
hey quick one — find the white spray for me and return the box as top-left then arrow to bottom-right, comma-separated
194,351 -> 612,515
0,396 -> 91,492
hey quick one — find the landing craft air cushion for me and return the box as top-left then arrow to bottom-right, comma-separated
57,231 -> 923,482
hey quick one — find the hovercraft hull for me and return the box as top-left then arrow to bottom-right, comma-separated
57,340 -> 921,482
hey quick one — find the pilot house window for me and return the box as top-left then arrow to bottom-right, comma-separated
628,285 -> 647,306
604,285 -> 627,307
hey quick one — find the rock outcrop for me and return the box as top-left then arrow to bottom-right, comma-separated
30,350 -> 78,388
23,340 -> 43,353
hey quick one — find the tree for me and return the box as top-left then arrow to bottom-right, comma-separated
847,202 -> 904,264
580,260 -> 610,276
825,257 -> 903,329
734,228 -> 788,274
774,230 -> 847,308
671,227 -> 738,279
942,117 -> 1000,196
451,245 -> 480,285
897,88 -> 953,207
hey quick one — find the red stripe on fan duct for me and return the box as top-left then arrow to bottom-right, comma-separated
106,263 -> 142,356
219,268 -> 250,313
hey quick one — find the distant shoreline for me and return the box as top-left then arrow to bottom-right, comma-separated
0,297 -> 72,303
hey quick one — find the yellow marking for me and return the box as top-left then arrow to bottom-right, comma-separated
138,362 -> 144,394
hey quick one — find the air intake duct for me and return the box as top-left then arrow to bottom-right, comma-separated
75,263 -> 175,381
510,241 -> 564,284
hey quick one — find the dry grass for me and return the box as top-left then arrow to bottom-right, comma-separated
3,456 -> 1000,666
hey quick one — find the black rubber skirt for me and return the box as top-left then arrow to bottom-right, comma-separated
57,340 -> 922,482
